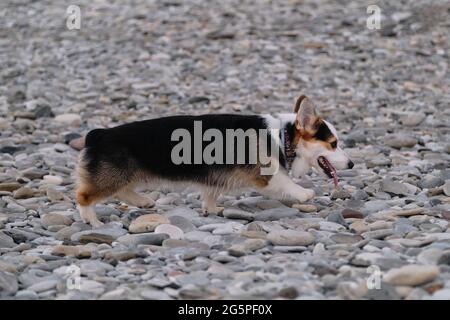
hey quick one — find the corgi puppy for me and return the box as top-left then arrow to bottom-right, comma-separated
75,95 -> 354,227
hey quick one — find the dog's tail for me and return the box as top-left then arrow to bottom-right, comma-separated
68,129 -> 107,151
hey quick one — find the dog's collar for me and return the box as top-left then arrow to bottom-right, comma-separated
281,127 -> 296,170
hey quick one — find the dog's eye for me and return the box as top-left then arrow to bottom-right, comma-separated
330,141 -> 337,148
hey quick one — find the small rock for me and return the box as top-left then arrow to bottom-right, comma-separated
327,212 -> 348,226
64,132 -> 82,144
162,239 -> 190,248
254,208 -> 298,221
0,232 -> 16,248
331,189 -> 351,200
54,113 -> 82,126
228,239 -> 267,256
437,252 -> 450,265
443,180 -> 450,197
419,176 -> 444,189
342,208 -> 364,219
15,290 -> 39,300
154,224 -> 184,240
330,233 -> 363,244
52,245 -> 80,257
116,233 -> 169,246
21,168 -> 48,180
384,265 -> 439,286
27,279 -> 58,293
417,248 -> 444,265
13,187 -> 35,199
400,113 -> 425,126
392,11 -> 412,22
168,216 -> 195,233
188,96 -> 210,104
0,146 -> 23,155
100,287 -> 132,300
240,230 -> 267,239
381,178 -> 412,196
278,287 -> 299,299
0,261 -> 17,273
349,220 -> 370,234
319,221 -> 347,232
71,227 -> 127,244
43,175 -> 63,185
353,189 -> 368,201
385,134 -> 418,149
337,281 -> 368,299
46,188 -> 65,201
79,261 -> 113,276
103,250 -> 136,262
223,208 -> 254,221
0,182 -> 22,192
55,226 -> 80,241
129,214 -> 169,233
140,289 -> 171,300
267,230 -> 315,246
292,204 -> 317,212
69,137 -> 85,151
41,213 -> 72,228
33,105 -> 54,118
0,270 -> 18,295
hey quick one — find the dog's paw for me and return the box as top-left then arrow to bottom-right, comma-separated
90,219 -> 104,228
137,198 -> 155,208
201,206 -> 224,216
295,189 -> 315,203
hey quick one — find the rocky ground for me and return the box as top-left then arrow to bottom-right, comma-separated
0,0 -> 450,300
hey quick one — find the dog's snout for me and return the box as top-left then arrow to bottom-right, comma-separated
347,160 -> 354,169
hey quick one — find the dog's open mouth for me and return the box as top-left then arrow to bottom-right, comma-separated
318,156 -> 338,188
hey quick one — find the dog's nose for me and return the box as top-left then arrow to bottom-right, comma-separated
347,160 -> 354,169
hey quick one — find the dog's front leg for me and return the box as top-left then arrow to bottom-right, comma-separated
262,171 -> 315,203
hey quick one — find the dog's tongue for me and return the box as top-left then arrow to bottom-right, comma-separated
331,167 -> 338,188
323,157 -> 338,188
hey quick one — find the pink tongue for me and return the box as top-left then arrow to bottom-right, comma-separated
331,169 -> 338,188
323,157 -> 338,188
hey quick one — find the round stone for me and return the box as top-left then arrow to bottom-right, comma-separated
384,265 -> 440,286
42,175 -> 63,185
54,113 -> 82,126
292,204 -> 317,212
267,230 -> 315,246
41,213 -> 73,228
154,224 -> 184,240
128,214 -> 170,233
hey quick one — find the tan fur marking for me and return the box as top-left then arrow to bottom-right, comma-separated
294,118 -> 338,150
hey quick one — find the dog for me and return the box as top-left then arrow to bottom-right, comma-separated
75,95 -> 354,227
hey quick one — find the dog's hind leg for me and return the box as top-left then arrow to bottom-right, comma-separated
75,155 -> 131,227
201,189 -> 224,216
76,185 -> 108,228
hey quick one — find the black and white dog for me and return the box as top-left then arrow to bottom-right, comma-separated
76,95 -> 354,227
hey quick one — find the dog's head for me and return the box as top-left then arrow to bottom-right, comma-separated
290,95 -> 354,185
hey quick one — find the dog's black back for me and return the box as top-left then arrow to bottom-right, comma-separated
83,114 -> 276,185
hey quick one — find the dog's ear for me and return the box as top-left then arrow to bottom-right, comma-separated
294,95 -> 307,113
295,95 -> 319,133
